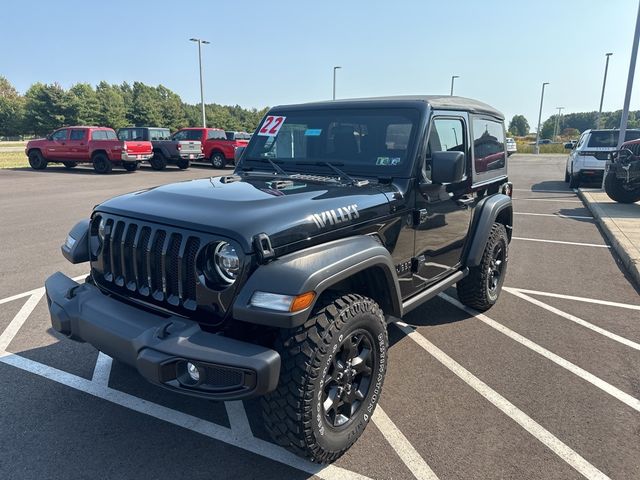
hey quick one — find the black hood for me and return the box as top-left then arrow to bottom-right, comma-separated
96,174 -> 395,252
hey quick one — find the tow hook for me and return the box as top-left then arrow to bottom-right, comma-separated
65,285 -> 82,300
155,322 -> 174,339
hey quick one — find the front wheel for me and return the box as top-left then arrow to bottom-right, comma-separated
564,170 -> 570,182
211,152 -> 226,169
150,152 -> 168,170
262,294 -> 388,463
28,151 -> 47,170
457,223 -> 509,311
604,171 -> 640,203
122,162 -> 139,172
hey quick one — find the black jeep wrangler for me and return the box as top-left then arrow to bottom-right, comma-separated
46,96 -> 513,463
605,139 -> 640,203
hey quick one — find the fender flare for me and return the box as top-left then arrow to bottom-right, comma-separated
233,235 -> 402,328
464,193 -> 513,267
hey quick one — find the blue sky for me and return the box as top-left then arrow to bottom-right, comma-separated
1,0 -> 638,130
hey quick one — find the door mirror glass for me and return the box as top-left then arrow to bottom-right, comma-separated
431,151 -> 465,184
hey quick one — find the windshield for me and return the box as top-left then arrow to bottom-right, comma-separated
588,130 -> 640,148
243,108 -> 421,176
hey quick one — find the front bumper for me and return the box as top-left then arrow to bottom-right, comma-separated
45,272 -> 281,400
121,152 -> 153,162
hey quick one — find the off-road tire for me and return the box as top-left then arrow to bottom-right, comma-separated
604,171 -> 640,203
564,170 -> 570,182
457,223 -> 508,311
262,294 -> 388,464
176,158 -> 190,170
211,152 -> 226,169
569,171 -> 580,188
28,150 -> 47,170
150,152 -> 168,170
63,162 -> 77,169
92,153 -> 112,174
122,162 -> 139,172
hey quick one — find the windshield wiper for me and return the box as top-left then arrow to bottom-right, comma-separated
295,161 -> 369,187
242,158 -> 289,176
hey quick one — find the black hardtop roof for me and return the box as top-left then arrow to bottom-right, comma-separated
271,95 -> 504,120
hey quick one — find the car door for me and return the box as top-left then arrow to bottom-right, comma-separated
67,128 -> 88,161
413,112 -> 473,286
48,128 -> 69,160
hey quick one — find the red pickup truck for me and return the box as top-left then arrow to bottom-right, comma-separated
26,126 -> 153,174
172,127 -> 249,168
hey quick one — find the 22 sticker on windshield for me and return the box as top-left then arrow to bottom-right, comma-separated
258,116 -> 286,137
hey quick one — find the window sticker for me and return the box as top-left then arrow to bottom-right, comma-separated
391,157 -> 401,165
304,128 -> 322,136
258,116 -> 286,137
376,157 -> 390,166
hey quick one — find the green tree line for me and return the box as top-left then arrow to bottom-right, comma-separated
508,110 -> 640,139
0,76 -> 269,138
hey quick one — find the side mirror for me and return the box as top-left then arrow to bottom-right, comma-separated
431,151 -> 465,184
564,142 -> 573,149
46,134 -> 53,141
234,146 -> 246,162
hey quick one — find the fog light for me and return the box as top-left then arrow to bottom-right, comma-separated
186,362 -> 201,382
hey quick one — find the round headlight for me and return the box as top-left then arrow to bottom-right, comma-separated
214,242 -> 240,284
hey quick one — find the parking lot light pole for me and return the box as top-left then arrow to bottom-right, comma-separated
553,106 -> 564,141
450,75 -> 459,96
617,2 -> 640,150
332,66 -> 342,100
190,38 -> 210,127
535,82 -> 550,154
596,53 -> 613,129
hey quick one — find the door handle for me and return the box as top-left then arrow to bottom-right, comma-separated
456,196 -> 475,207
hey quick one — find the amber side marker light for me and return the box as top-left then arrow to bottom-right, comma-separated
290,291 -> 316,312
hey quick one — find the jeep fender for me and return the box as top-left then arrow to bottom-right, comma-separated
464,193 -> 512,267
233,235 -> 402,328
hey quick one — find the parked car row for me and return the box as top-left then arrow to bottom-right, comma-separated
25,125 -> 251,174
563,128 -> 640,188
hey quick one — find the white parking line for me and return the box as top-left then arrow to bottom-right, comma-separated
91,352 -> 113,386
439,293 -> 640,414
514,212 -> 593,220
513,189 -> 575,194
0,353 -> 368,480
505,289 -> 640,351
225,401 -> 253,440
512,237 -> 610,248
0,274 -> 87,306
504,288 -> 640,311
513,198 -> 582,203
372,406 -> 439,480
393,321 -> 610,480
0,290 -> 44,352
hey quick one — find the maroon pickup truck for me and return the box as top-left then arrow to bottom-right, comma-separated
172,127 -> 249,168
26,126 -> 153,174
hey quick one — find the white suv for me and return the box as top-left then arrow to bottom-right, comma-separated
506,137 -> 517,156
565,129 -> 640,188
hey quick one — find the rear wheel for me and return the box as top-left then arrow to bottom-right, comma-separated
604,171 -> 640,203
150,152 -> 168,170
28,150 -> 47,170
63,162 -> 77,169
176,158 -> 190,170
569,170 -> 581,188
457,223 -> 508,311
262,294 -> 388,463
122,162 -> 139,172
211,152 -> 226,169
92,153 -> 112,174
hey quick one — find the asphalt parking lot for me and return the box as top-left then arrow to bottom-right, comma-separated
1,156 -> 639,480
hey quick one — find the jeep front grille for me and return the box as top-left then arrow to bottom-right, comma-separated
93,214 -> 202,311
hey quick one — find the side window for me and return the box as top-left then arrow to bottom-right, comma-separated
207,130 -> 226,140
472,118 -> 505,173
51,129 -> 68,141
118,129 -> 131,141
425,118 -> 465,181
69,129 -> 85,141
172,130 -> 187,141
131,128 -> 144,140
91,130 -> 107,140
576,133 -> 587,150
